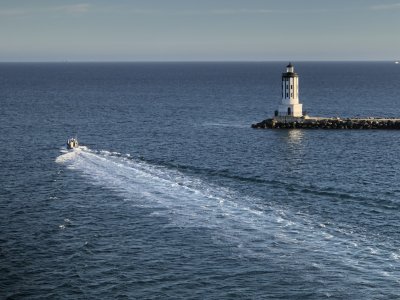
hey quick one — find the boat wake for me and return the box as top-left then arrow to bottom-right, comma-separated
202,121 -> 250,128
55,146 -> 400,285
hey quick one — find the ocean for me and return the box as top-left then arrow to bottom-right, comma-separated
1,62 -> 399,299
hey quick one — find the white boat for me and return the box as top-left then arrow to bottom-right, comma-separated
396,61 -> 399,64
67,137 -> 79,149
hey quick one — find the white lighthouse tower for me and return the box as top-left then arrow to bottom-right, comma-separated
277,63 -> 303,118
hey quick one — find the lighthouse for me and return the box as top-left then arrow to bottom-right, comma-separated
277,63 -> 303,118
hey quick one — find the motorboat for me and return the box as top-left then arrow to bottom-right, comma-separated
67,137 -> 79,149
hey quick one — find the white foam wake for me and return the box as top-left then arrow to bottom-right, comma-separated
202,121 -> 250,129
56,146 -> 272,233
55,147 -> 400,284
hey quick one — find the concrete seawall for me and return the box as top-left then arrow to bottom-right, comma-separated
252,117 -> 400,129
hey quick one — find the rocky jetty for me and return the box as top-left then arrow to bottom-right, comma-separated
252,117 -> 400,130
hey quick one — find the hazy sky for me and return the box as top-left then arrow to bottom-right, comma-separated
1,0 -> 399,61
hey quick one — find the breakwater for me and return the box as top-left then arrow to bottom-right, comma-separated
252,117 -> 400,129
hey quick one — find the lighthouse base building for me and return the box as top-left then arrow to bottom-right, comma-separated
275,63 -> 303,118
278,103 -> 303,118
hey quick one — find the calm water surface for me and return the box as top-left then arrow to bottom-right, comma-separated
1,62 -> 400,299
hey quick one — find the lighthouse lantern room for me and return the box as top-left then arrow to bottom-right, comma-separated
277,63 -> 303,118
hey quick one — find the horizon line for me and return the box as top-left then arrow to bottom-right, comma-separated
0,59 -> 397,63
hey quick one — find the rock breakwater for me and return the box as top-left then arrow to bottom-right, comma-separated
252,117 -> 400,129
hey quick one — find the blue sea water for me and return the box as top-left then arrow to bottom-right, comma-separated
1,62 -> 400,299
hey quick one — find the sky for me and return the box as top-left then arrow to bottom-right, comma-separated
0,0 -> 399,61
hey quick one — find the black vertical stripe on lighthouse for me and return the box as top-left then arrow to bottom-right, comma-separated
284,77 -> 286,99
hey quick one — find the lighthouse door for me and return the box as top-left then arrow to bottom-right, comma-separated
287,107 -> 291,116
